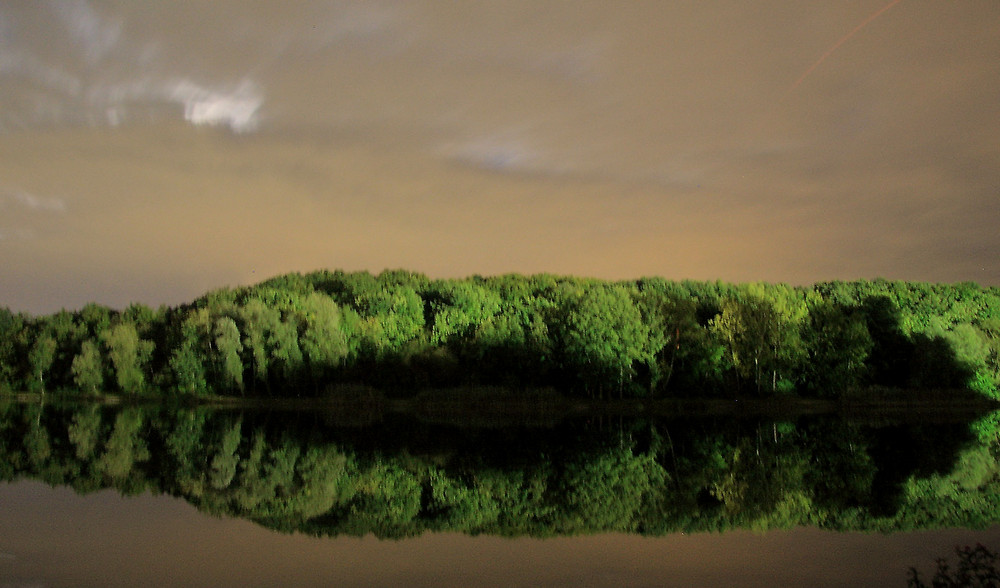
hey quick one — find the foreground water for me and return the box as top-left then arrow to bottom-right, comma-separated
3,399 -> 1000,586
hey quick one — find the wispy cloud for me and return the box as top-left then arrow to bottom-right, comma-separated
0,188 -> 66,242
49,0 -> 122,65
0,2 -> 265,133
450,137 -> 537,172
2,189 -> 68,213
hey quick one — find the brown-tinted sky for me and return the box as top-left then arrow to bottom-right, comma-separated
2,1 -> 998,313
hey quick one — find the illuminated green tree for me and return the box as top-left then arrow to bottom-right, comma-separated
102,323 -> 153,393
71,339 -> 104,393
213,317 -> 244,393
27,334 -> 57,393
298,293 -> 349,385
561,284 -> 649,396
711,285 -> 808,394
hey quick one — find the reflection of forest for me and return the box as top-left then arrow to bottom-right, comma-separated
2,271 -> 1000,400
3,402 -> 1000,538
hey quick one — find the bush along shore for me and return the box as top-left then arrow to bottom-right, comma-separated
2,270 -> 999,403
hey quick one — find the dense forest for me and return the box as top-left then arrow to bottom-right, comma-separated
2,403 -> 999,538
2,270 -> 999,400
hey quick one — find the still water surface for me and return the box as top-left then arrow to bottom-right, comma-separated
2,401 -> 999,587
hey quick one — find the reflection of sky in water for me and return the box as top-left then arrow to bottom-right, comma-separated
2,480 -> 1000,587
1,1 -> 998,313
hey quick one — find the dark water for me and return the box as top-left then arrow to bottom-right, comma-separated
2,400 -> 1000,587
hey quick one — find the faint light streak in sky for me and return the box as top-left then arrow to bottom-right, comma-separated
786,0 -> 904,96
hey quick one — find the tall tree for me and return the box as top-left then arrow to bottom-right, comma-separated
213,317 -> 244,393
102,323 -> 153,394
561,284 -> 649,396
27,334 -> 57,393
238,299 -> 277,390
0,308 -> 25,390
711,285 -> 807,394
169,311 -> 210,397
298,293 -> 349,387
801,301 -> 872,396
71,339 -> 105,394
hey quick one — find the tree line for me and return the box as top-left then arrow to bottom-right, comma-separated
1,269 -> 999,399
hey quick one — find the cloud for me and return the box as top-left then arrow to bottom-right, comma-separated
0,52 -> 82,97
450,136 -> 537,172
80,76 -> 264,132
0,3 -> 263,133
49,0 -> 122,65
2,189 -> 68,213
167,79 -> 263,133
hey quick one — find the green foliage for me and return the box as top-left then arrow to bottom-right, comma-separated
238,299 -> 279,387
213,317 -> 244,393
428,280 -> 502,347
209,419 -> 243,489
96,409 -> 150,482
71,339 -> 104,394
0,309 -> 25,391
635,283 -> 708,393
354,285 -> 426,353
78,303 -> 112,337
67,406 -> 103,460
0,403 -> 998,539
1,272 -> 997,400
802,300 -> 873,395
167,309 -> 210,396
102,323 -> 154,393
711,285 -> 807,394
560,284 -> 649,396
556,445 -> 666,532
27,334 -> 57,392
297,292 -> 349,384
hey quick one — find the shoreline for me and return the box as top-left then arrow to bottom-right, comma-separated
4,387 -> 997,426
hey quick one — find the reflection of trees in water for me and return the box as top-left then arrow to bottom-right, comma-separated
1,402 -> 999,538
908,544 -> 1000,588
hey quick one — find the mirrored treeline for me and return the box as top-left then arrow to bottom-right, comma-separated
3,401 -> 999,539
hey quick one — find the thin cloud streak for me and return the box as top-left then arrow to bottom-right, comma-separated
2,189 -> 68,213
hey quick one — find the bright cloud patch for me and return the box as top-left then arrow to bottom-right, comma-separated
167,80 -> 263,133
0,2 -> 265,134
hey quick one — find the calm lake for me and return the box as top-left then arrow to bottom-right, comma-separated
3,399 -> 1000,587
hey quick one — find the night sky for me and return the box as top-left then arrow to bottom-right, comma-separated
2,1 -> 998,314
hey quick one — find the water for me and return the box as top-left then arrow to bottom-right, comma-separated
2,400 -> 999,586
3,480 -> 997,587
